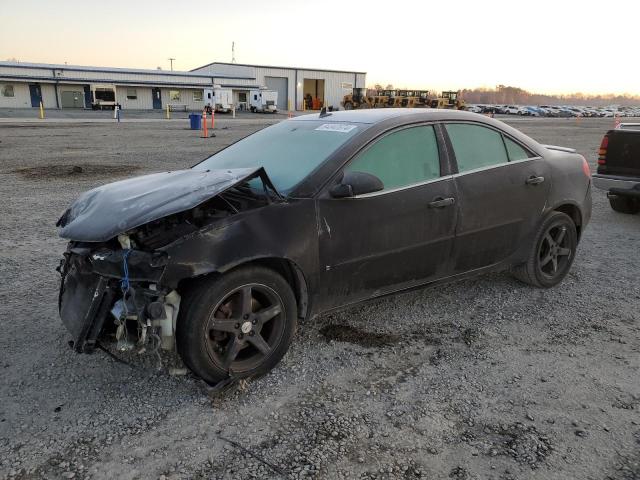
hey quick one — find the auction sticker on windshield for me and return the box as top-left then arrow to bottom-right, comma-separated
315,124 -> 358,133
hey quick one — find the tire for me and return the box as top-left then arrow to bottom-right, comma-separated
176,266 -> 297,385
512,211 -> 578,288
608,195 -> 640,214
344,101 -> 353,110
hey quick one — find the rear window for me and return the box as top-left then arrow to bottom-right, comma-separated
445,123 -> 509,172
504,137 -> 533,161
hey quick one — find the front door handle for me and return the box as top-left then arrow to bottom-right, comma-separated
525,175 -> 545,185
428,197 -> 455,208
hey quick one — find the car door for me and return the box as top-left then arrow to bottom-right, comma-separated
316,124 -> 458,311
444,122 -> 550,273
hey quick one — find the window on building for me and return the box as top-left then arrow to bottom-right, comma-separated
238,92 -> 247,103
346,125 -> 441,191
445,123 -> 509,172
2,85 -> 15,97
170,90 -> 181,102
193,90 -> 203,102
126,88 -> 137,100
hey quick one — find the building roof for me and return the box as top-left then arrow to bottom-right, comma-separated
0,61 -> 255,80
191,61 -> 366,75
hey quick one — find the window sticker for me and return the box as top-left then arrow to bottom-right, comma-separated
315,124 -> 358,133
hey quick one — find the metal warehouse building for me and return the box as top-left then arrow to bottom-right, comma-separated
0,60 -> 366,111
190,62 -> 366,112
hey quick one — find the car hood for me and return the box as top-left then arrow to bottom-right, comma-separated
57,167 -> 267,242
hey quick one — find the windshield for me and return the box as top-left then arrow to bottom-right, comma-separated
193,120 -> 364,194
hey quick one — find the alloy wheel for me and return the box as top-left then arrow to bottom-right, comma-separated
204,283 -> 285,373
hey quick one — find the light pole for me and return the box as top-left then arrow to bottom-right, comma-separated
168,58 -> 175,71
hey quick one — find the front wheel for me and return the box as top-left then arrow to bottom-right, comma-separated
177,266 -> 297,384
512,211 -> 578,288
609,195 -> 639,214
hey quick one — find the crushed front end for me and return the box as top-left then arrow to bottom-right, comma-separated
58,238 -> 179,353
55,167 -> 281,356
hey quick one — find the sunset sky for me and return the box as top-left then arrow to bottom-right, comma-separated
2,0 -> 639,95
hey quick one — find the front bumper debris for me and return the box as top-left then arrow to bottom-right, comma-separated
58,247 -> 175,353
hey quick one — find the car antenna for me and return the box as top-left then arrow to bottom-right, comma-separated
319,106 -> 331,118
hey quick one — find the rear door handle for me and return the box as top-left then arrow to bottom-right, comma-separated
428,197 -> 455,208
525,175 -> 545,185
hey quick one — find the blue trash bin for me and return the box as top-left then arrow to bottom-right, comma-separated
189,113 -> 202,130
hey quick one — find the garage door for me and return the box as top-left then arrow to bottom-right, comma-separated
265,76 -> 287,111
61,91 -> 84,108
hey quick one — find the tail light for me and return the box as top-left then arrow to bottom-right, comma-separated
580,155 -> 591,178
597,135 -> 608,165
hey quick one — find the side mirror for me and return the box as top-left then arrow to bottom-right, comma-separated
329,171 -> 384,198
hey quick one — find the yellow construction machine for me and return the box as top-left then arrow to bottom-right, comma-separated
341,88 -> 373,110
430,91 -> 465,110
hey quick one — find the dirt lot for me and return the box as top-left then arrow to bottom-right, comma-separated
0,115 -> 638,480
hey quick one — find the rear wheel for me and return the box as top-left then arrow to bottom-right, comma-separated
177,266 -> 297,385
512,211 -> 577,288
608,195 -> 639,214
343,101 -> 353,110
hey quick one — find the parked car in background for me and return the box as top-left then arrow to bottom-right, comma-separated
593,123 -> 640,214
504,105 -> 519,115
56,109 -> 593,384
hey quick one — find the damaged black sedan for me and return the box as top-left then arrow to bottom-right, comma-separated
57,109 -> 592,384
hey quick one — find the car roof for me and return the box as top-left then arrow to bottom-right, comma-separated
290,108 -> 484,124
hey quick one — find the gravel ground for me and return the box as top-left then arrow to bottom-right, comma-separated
0,115 -> 638,480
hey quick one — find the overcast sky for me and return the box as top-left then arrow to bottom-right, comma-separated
2,0 -> 639,95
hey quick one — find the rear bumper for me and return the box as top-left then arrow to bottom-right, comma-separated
592,173 -> 640,192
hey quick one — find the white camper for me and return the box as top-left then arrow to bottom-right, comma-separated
205,87 -> 233,113
91,84 -> 118,110
249,89 -> 278,113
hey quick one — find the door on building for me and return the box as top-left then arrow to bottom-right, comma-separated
152,87 -> 162,109
29,84 -> 42,107
83,85 -> 92,108
61,91 -> 85,108
265,76 -> 288,111
303,79 -> 325,110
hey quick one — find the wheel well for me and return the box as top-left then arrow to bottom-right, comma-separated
176,258 -> 310,320
249,258 -> 309,320
553,204 -> 582,240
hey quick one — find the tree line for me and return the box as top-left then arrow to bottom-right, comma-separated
369,84 -> 640,106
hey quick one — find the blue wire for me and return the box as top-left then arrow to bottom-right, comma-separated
121,249 -> 131,292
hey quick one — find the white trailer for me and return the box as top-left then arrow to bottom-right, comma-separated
205,87 -> 233,113
91,84 -> 119,110
249,89 -> 278,113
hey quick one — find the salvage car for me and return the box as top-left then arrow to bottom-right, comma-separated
57,109 -> 592,384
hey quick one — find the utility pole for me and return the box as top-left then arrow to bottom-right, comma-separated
168,58 -> 175,71
231,42 -> 236,63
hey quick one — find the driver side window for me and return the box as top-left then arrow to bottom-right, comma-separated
345,125 -> 441,191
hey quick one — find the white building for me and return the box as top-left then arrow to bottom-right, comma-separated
191,62 -> 366,111
0,61 -> 252,111
0,60 -> 366,112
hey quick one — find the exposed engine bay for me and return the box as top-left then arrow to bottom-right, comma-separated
56,167 -> 281,359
